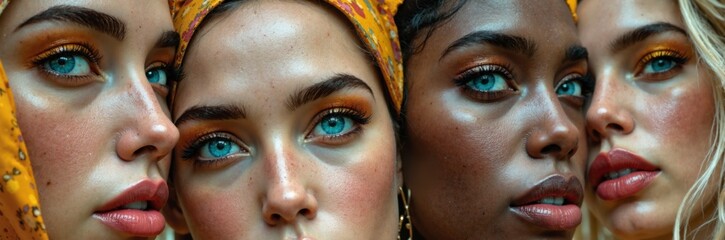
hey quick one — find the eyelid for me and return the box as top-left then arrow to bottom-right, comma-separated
453,64 -> 515,86
30,42 -> 101,67
180,131 -> 249,160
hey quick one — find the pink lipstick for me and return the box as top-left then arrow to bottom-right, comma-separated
510,175 -> 583,230
93,180 -> 168,237
588,148 -> 660,201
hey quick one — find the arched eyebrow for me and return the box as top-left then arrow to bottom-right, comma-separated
441,30 -> 537,61
286,74 -> 375,111
609,22 -> 688,53
15,5 -> 126,40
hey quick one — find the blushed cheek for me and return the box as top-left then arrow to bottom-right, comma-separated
180,183 -> 254,236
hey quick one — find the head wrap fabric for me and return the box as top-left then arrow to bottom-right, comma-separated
566,0 -> 577,22
0,1 -> 48,239
170,0 -> 405,112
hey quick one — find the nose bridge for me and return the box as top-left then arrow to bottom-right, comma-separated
585,72 -> 633,140
261,139 -> 317,225
525,87 -> 580,160
114,68 -> 179,162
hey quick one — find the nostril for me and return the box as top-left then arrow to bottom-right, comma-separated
271,213 -> 281,222
299,208 -> 310,216
132,145 -> 157,157
541,145 -> 561,155
606,123 -> 624,132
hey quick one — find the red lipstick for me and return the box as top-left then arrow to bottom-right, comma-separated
510,175 -> 583,231
588,148 -> 660,201
93,179 -> 168,237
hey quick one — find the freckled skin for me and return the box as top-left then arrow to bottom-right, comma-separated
579,1 -> 716,239
402,0 -> 588,239
170,1 -> 399,239
0,0 -> 178,239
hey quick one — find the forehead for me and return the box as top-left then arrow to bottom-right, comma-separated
578,0 -> 683,43
176,1 -> 378,108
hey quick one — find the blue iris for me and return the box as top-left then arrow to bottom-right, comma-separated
315,115 -> 353,135
466,73 -> 507,92
644,58 -> 676,73
146,68 -> 168,85
556,80 -> 583,97
200,139 -> 240,159
46,54 -> 82,74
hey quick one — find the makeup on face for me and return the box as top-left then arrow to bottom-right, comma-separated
0,1 -> 179,238
399,0 -> 589,238
168,1 -> 400,238
579,0 -> 716,238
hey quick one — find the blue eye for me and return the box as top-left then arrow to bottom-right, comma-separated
465,73 -> 508,92
643,58 -> 677,74
146,67 -> 168,86
199,138 -> 242,159
556,78 -> 583,97
313,114 -> 355,136
44,53 -> 91,76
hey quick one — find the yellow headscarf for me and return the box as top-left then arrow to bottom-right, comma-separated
170,0 -> 405,112
0,1 -> 47,239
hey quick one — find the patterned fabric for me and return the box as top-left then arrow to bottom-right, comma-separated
0,1 -> 48,239
170,0 -> 405,112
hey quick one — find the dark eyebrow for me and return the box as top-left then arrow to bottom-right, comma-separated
286,74 -> 374,111
565,45 -> 588,63
441,30 -> 537,61
174,104 -> 247,126
15,5 -> 126,40
156,31 -> 180,48
610,22 -> 688,53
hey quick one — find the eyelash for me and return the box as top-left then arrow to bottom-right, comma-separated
180,131 -> 248,167
635,49 -> 688,79
305,106 -> 371,144
30,43 -> 102,83
453,64 -> 517,101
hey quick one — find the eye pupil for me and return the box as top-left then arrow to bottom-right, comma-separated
49,54 -> 76,74
208,140 -> 232,158
321,116 -> 345,134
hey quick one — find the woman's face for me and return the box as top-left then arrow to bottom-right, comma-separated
579,0 -> 716,238
402,0 -> 588,238
171,1 -> 399,239
0,1 -> 179,238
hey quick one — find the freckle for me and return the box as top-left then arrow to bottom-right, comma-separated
46,181 -> 51,186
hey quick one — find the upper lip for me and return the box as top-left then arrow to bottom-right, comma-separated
588,148 -> 659,188
95,179 -> 168,212
511,175 -> 583,207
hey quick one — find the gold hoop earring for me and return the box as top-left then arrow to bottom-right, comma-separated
398,186 -> 412,240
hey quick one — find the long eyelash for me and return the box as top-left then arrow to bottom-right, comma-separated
321,107 -> 371,125
30,42 -> 101,67
453,64 -> 514,87
639,49 -> 689,66
181,132 -> 233,160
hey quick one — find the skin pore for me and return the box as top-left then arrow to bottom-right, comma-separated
168,1 -> 400,239
400,0 -> 589,239
579,0 -> 716,239
0,1 -> 179,239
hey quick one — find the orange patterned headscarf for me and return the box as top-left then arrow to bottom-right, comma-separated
170,0 -> 405,112
0,1 -> 47,239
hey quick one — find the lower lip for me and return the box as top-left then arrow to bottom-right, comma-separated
93,209 -> 165,237
595,171 -> 659,201
511,204 -> 581,230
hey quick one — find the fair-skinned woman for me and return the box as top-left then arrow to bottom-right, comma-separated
0,1 -> 179,238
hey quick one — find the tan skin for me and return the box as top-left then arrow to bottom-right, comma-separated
579,0 -> 716,239
0,1 -> 178,239
168,1 -> 400,239
402,0 -> 588,239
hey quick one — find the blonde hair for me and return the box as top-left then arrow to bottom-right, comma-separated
675,0 -> 725,239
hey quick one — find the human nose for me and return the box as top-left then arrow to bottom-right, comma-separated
115,73 -> 179,162
526,91 -> 580,160
261,145 -> 318,226
585,75 -> 634,142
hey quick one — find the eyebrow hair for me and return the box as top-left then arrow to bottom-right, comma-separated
286,74 -> 374,111
610,22 -> 688,53
565,45 -> 588,63
174,104 -> 247,126
156,31 -> 180,49
15,5 -> 126,40
441,30 -> 537,61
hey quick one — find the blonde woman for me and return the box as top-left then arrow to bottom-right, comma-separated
577,0 -> 725,239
